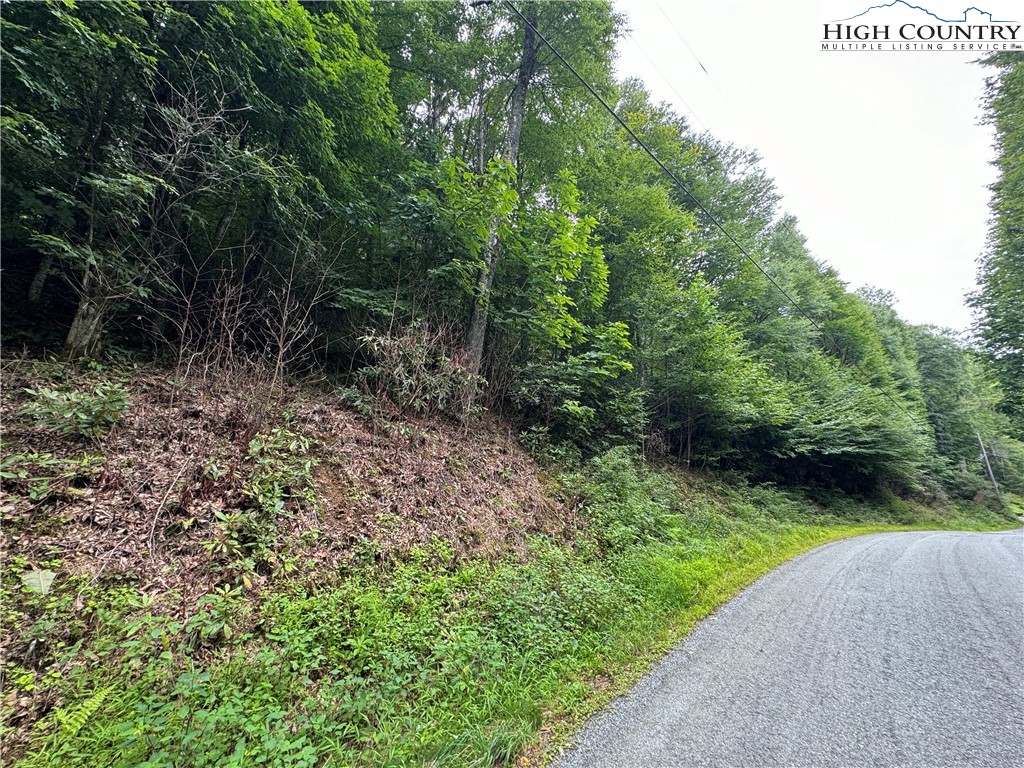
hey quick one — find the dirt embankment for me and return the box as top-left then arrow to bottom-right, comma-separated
1,362 -> 569,615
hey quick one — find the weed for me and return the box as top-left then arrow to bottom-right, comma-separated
185,587 -> 245,647
1,452 -> 104,504
244,425 -> 317,517
52,685 -> 117,739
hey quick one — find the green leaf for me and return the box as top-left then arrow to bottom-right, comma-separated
21,569 -> 57,594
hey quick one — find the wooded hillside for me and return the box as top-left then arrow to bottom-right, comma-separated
2,0 -> 1020,500
3,4 -> 1023,766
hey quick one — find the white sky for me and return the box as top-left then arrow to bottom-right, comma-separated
612,0 -> 1009,332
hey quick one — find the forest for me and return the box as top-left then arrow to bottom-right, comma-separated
2,0 -> 1020,496
0,3 -> 1022,765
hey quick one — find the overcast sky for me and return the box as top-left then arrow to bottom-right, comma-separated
612,0 -> 1008,332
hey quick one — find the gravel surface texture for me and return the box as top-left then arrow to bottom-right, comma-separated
555,529 -> 1024,768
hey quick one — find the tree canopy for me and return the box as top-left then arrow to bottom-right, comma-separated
2,0 -> 1019,498
972,52 -> 1023,437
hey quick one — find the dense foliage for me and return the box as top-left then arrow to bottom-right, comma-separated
973,52 -> 1024,438
4,440 -> 1009,768
2,0 -> 1019,496
2,9 -> 1021,765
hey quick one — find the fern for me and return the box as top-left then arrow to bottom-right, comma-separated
53,684 -> 115,739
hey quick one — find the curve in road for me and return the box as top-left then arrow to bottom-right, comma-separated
555,529 -> 1024,768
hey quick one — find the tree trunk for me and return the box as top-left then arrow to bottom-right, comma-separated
64,268 -> 107,359
977,432 -> 1002,500
465,231 -> 501,375
502,2 -> 536,176
476,79 -> 488,174
465,1 -> 538,377
685,410 -> 693,467
27,251 -> 54,305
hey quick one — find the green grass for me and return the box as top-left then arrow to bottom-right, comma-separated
5,449 -> 1017,768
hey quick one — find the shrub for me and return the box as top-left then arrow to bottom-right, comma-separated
511,324 -> 646,454
203,423 -> 318,586
571,447 -> 679,551
351,322 -> 483,419
19,383 -> 129,438
244,424 -> 317,517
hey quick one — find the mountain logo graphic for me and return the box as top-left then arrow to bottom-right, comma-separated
832,1 -> 1016,23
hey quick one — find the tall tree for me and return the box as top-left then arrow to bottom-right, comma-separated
1,0 -> 397,360
2,0 -> 160,357
972,52 -> 1024,435
464,1 -> 539,376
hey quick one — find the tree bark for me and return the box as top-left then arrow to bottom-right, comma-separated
476,79 -> 488,174
27,251 -> 54,306
977,432 -> 1002,500
64,267 -> 107,359
465,1 -> 538,377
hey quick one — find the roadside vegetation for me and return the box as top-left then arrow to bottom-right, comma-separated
1,2 -> 1021,767
1,359 -> 1017,767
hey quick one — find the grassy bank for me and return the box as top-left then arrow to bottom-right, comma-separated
4,431 -> 1015,768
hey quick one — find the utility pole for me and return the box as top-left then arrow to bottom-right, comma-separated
976,432 -> 1002,501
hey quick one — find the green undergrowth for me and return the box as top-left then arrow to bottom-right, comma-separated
6,449 -> 1016,768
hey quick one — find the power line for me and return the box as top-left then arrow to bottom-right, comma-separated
623,31 -> 710,134
654,2 -> 731,110
650,2 -> 755,143
503,0 -> 928,429
654,1 -> 709,76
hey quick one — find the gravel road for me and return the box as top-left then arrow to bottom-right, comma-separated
555,529 -> 1024,768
